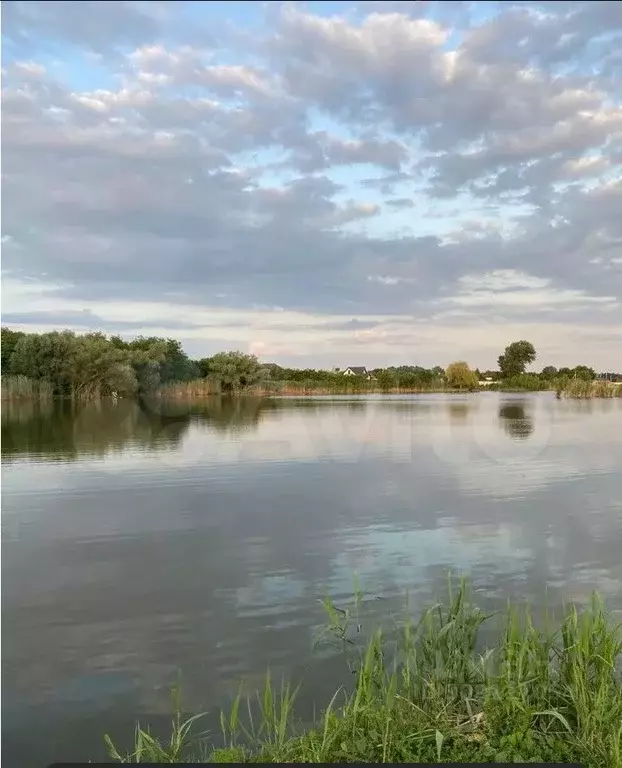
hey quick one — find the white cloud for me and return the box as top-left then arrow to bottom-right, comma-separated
1,1 -> 621,368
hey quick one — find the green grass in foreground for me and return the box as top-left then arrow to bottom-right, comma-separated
105,580 -> 622,765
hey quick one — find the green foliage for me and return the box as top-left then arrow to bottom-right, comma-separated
549,365 -> 596,383
106,580 -> 622,765
1,326 -> 616,401
1,327 -> 25,373
196,357 -> 213,379
481,369 -> 502,382
571,365 -> 596,381
375,368 -> 398,392
257,365 -> 444,393
499,373 -> 548,392
498,340 -> 537,378
445,361 -> 478,390
203,351 -> 264,393
384,365 -> 443,389
541,365 -> 558,378
1,329 -> 199,399
71,333 -> 138,397
10,330 -> 78,394
111,336 -> 199,388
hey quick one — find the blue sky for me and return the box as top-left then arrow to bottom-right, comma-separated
2,0 -> 621,368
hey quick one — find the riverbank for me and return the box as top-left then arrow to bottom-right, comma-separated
159,379 -> 463,397
105,582 -> 622,765
0,374 -> 464,400
3,375 -> 621,401
148,379 -> 622,399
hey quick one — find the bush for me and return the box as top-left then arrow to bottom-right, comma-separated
499,374 -> 548,392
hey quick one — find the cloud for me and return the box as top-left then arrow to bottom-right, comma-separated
1,1 -> 621,368
1,1 -> 191,56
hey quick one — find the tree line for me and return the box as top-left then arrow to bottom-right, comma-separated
0,328 -> 616,400
1,328 -> 198,398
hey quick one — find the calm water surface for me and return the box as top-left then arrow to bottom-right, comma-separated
2,393 -> 622,766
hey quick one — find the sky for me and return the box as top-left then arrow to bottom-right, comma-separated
1,0 -> 621,370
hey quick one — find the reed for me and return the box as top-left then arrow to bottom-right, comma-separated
559,379 -> 622,399
157,378 -> 454,398
0,375 -> 54,401
105,579 -> 621,765
157,378 -> 222,398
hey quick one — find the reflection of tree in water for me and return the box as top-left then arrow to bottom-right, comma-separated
448,402 -> 472,423
171,395 -> 370,432
137,394 -> 280,433
187,396 -> 276,433
340,400 -> 368,413
1,399 -> 190,462
498,402 -> 534,440
1,395 -> 376,457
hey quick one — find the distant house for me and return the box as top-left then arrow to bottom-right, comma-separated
343,366 -> 372,379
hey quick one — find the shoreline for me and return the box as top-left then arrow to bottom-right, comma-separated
3,380 -> 621,402
104,581 -> 622,765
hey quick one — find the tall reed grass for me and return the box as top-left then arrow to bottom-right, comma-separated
558,379 -> 622,399
0,375 -> 54,401
158,378 -> 453,398
158,378 -> 222,397
105,579 -> 621,765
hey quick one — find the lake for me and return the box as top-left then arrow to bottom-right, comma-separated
2,392 -> 622,766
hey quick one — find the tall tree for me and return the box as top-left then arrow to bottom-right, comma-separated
157,338 -> 200,383
571,365 -> 595,381
498,340 -> 536,378
196,357 -> 213,379
71,333 -> 137,397
541,366 -> 558,379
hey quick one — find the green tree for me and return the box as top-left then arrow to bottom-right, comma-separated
111,336 -> 198,387
571,365 -> 595,381
129,342 -> 168,393
498,340 -> 536,378
157,339 -> 199,383
375,369 -> 397,392
207,351 -> 263,393
541,365 -> 558,379
260,362 -> 285,380
10,331 -> 78,393
1,327 -> 25,373
197,357 -> 214,379
445,361 -> 479,390
71,333 -> 137,397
